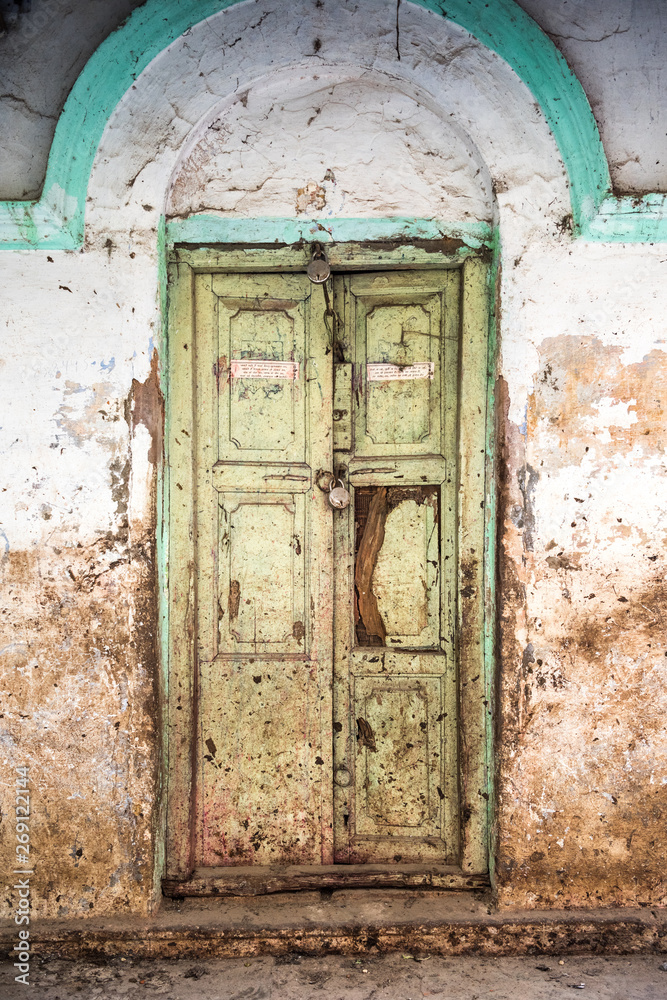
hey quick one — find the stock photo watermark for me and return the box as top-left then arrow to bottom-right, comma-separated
12,765 -> 32,986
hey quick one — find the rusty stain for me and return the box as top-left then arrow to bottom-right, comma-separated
0,528 -> 159,918
495,342 -> 667,909
292,620 -> 305,645
356,717 -> 377,752
228,581 -> 241,621
130,349 -> 164,465
528,338 -> 667,464
295,180 -> 326,214
213,355 -> 228,393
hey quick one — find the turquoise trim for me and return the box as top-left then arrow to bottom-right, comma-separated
0,0 -> 664,248
166,215 -> 493,249
581,193 -> 667,242
414,0 -> 611,233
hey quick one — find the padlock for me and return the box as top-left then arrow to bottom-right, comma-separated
328,477 -> 350,509
307,244 -> 331,284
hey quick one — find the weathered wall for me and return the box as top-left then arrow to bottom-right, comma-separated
497,243 -> 667,908
0,0 -> 666,922
1,0 -> 666,198
0,249 -> 163,917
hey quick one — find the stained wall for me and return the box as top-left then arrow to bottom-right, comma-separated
0,0 -> 665,921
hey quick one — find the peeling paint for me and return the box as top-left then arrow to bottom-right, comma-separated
130,349 -> 164,466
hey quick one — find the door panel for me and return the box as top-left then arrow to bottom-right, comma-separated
213,274 -> 307,464
356,486 -> 440,648
193,272 -> 333,868
218,493 -> 307,654
332,270 -> 460,865
340,272 -> 449,457
353,670 -> 444,836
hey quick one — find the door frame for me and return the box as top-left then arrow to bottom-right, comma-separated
161,238 -> 496,894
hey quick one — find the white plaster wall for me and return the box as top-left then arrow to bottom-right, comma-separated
0,0 -> 145,200
166,78 -> 492,221
517,0 -> 667,193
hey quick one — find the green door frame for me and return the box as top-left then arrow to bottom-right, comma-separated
160,231 -> 497,893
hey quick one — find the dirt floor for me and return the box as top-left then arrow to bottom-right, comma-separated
2,953 -> 667,999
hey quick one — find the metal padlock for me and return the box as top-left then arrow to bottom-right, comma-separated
307,244 -> 331,284
328,478 -> 350,510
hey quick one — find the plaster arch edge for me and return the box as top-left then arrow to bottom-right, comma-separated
0,0 -> 665,249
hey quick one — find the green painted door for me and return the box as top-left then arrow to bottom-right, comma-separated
192,272 -> 335,866
166,251 -> 490,882
331,271 -> 461,863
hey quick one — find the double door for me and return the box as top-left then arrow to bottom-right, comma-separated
165,249 -> 490,891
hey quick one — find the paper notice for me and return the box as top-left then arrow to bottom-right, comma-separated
230,360 -> 299,380
366,362 -> 434,382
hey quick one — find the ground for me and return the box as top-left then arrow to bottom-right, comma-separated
2,954 -> 667,999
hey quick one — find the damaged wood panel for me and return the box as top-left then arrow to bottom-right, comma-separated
354,486 -> 440,648
354,486 -> 388,644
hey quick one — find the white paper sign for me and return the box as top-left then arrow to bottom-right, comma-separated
367,362 -> 434,382
230,360 -> 299,380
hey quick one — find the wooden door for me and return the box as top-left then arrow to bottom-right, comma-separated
182,271 -> 334,869
165,248 -> 491,891
331,271 -> 461,864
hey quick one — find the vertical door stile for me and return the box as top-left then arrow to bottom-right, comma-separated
457,257 -> 491,874
165,261 -> 197,879
193,272 -> 219,865
441,269 -> 462,865
307,279 -> 336,864
332,274 -> 354,860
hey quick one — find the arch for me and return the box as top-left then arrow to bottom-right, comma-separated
0,0 -> 664,248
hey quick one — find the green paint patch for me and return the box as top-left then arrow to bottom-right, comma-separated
165,215 -> 494,250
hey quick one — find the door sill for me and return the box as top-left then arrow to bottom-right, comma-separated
163,864 -> 489,897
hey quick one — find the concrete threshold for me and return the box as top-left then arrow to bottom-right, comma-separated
1,891 -> 666,960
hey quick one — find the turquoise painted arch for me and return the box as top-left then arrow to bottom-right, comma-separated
0,0 -> 665,249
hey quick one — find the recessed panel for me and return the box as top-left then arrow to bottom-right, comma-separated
365,303 -> 433,446
353,673 -> 444,841
351,281 -> 444,457
216,287 -> 307,464
218,494 -> 307,654
199,658 -> 326,867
